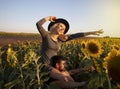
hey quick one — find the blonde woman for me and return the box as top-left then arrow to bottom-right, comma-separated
36,16 -> 103,82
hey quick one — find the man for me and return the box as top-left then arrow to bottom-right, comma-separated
49,55 -> 86,89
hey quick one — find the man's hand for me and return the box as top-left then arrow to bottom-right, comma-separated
83,66 -> 95,72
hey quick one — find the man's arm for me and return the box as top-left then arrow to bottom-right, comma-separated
68,68 -> 84,75
54,81 -> 86,89
49,68 -> 69,82
69,66 -> 95,75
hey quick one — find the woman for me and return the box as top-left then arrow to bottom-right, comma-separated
36,16 -> 103,81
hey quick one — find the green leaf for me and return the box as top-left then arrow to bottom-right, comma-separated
4,78 -> 22,89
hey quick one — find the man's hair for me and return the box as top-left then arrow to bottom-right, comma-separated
50,55 -> 67,68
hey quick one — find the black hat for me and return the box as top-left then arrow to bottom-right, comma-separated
48,18 -> 69,34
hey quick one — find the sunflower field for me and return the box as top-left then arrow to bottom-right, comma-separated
0,37 -> 120,89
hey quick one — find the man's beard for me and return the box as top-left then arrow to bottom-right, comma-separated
59,68 -> 66,72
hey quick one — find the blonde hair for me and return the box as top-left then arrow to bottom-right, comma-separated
49,23 -> 58,33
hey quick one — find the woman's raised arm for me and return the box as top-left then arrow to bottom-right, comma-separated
36,16 -> 56,37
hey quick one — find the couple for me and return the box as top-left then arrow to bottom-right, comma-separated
36,16 -> 103,88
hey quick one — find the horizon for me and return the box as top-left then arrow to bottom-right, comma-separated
0,31 -> 119,38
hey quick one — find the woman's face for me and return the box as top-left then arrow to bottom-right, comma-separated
50,23 -> 66,35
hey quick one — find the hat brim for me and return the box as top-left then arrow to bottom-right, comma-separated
48,18 -> 69,34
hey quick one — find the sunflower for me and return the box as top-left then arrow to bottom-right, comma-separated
111,44 -> 120,51
81,41 -> 90,59
85,40 -> 103,58
104,49 -> 120,84
81,41 -> 86,49
7,45 -> 18,67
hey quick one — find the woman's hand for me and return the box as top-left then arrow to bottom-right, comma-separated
36,16 -> 56,27
92,29 -> 104,36
58,34 -> 68,41
45,16 -> 56,22
84,29 -> 104,36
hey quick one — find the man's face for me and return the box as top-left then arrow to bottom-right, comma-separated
57,60 -> 66,71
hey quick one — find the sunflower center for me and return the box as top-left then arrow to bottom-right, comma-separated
82,43 -> 85,49
88,43 -> 99,54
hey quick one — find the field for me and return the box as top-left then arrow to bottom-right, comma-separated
0,32 -> 120,89
0,32 -> 41,47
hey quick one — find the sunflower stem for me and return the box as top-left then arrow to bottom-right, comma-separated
106,74 -> 111,89
99,73 -> 103,87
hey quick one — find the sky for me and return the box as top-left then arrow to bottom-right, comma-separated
0,0 -> 120,37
